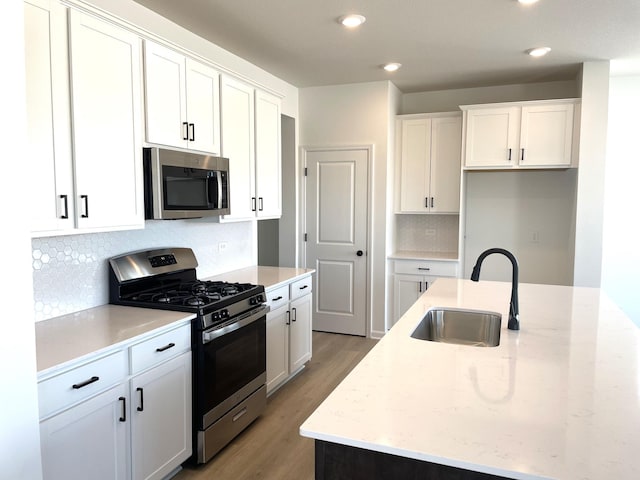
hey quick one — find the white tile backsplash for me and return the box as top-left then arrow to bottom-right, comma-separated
395,214 -> 459,253
32,219 -> 254,321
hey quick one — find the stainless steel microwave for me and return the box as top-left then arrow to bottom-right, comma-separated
143,147 -> 230,219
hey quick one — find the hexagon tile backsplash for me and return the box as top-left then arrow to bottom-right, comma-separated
32,220 -> 254,321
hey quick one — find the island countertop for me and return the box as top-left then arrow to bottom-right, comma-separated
300,278 -> 640,479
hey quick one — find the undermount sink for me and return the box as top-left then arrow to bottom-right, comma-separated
411,307 -> 501,347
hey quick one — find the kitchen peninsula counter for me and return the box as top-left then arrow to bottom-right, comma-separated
300,278 -> 640,479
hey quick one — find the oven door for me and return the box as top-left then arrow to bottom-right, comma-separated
197,306 -> 267,429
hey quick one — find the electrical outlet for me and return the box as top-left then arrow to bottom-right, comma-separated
218,242 -> 228,253
425,229 -> 436,236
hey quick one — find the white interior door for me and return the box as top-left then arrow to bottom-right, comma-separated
304,147 -> 369,336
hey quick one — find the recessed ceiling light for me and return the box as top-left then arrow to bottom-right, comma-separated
339,14 -> 366,28
527,47 -> 551,57
518,0 -> 539,4
383,63 -> 402,72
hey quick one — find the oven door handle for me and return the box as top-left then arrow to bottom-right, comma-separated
202,305 -> 269,344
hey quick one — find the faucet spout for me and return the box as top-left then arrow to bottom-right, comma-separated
470,248 -> 520,331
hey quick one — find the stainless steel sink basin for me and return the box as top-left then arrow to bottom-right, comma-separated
411,307 -> 501,347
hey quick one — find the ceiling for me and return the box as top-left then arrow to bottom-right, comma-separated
132,0 -> 640,93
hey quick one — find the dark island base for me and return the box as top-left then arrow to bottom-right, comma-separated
315,440 -> 513,480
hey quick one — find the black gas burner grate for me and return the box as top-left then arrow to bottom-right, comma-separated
128,281 -> 258,308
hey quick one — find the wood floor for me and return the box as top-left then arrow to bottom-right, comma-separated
175,331 -> 378,480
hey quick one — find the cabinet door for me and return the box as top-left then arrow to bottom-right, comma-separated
185,58 -> 221,154
131,352 -> 192,480
40,383 -> 129,480
25,0 -> 74,234
289,293 -> 312,373
143,40 -> 188,149
220,75 -> 256,221
255,90 -> 282,218
69,11 -> 143,231
266,304 -> 289,394
130,352 -> 192,480
393,274 -> 440,326
399,118 -> 431,212
519,103 -> 574,167
464,107 -> 519,168
430,116 -> 462,213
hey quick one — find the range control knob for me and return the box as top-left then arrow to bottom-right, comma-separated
250,295 -> 264,305
221,309 -> 229,319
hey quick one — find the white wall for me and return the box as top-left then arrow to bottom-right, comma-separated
573,62 -> 610,287
402,80 -> 579,114
463,170 -> 578,285
1,3 -> 43,478
602,72 -> 640,325
300,81 -> 398,337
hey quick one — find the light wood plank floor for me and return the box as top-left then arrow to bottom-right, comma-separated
175,331 -> 378,480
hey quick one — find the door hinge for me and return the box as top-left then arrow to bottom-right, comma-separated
304,167 -> 308,176
304,233 -> 307,242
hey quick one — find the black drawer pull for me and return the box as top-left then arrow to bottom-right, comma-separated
272,296 -> 283,301
155,342 -> 175,352
72,376 -> 99,389
417,267 -> 430,271
136,387 -> 144,412
299,285 -> 309,290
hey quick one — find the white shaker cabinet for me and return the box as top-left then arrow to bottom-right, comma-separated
461,99 -> 578,169
265,275 -> 313,395
220,75 -> 282,221
40,383 -> 130,480
24,0 -> 74,234
391,259 -> 458,326
68,10 -> 144,232
143,40 -> 221,154
396,113 -> 462,214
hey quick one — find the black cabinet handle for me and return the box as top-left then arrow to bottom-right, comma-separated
292,307 -> 297,322
272,296 -> 283,301
425,197 -> 429,208
430,197 -> 434,208
155,342 -> 175,352
189,123 -> 195,142
119,396 -> 126,422
136,387 -> 144,412
258,197 -> 264,211
417,267 -> 430,271
508,148 -> 512,161
251,197 -> 257,212
286,310 -> 290,325
418,281 -> 422,293
60,195 -> 68,219
80,195 -> 89,218
72,376 -> 99,389
521,148 -> 525,161
299,285 -> 309,290
182,121 -> 189,140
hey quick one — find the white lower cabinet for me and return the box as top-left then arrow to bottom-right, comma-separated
265,275 -> 313,395
38,322 -> 192,480
40,383 -> 130,480
391,260 -> 458,326
130,352 -> 192,480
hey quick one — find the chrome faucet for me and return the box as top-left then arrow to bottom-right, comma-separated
470,248 -> 520,331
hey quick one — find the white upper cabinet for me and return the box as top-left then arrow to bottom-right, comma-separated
461,99 -> 578,169
26,4 -> 144,236
219,75 -> 282,221
25,0 -> 74,234
143,40 -> 221,154
396,113 -> 462,214
69,10 -> 144,232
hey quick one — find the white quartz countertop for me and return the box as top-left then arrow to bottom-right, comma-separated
204,265 -> 315,290
300,278 -> 640,480
388,250 -> 459,261
36,305 -> 195,375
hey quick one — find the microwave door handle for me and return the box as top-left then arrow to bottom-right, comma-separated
207,172 -> 222,208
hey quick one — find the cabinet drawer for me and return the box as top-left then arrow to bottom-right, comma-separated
393,260 -> 457,277
290,276 -> 313,300
38,350 -> 127,419
266,285 -> 289,311
130,323 -> 191,375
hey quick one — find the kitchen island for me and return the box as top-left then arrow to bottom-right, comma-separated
300,278 -> 640,479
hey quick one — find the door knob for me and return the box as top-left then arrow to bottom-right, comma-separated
356,250 -> 364,256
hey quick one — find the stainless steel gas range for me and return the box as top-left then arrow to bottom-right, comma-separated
108,247 -> 269,464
